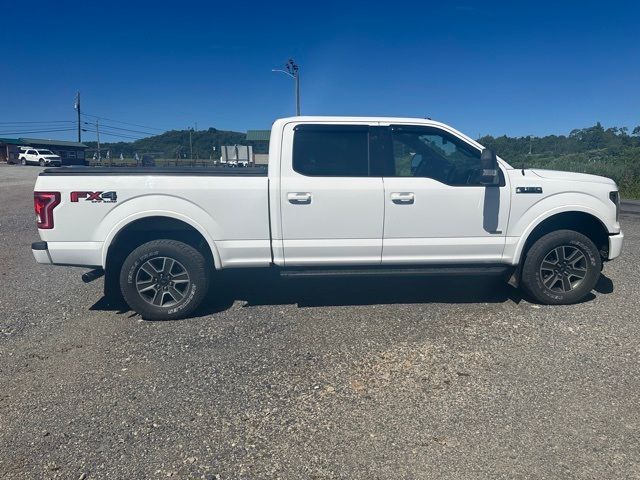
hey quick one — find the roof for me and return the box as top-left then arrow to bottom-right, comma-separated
246,130 -> 271,142
20,138 -> 87,148
267,116 -> 511,167
0,138 -> 23,145
270,115 -> 479,146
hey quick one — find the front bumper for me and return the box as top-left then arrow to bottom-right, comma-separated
608,231 -> 624,260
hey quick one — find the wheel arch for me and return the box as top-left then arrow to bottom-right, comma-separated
514,209 -> 609,265
103,213 -> 221,274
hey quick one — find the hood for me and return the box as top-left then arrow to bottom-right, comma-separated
529,169 -> 616,186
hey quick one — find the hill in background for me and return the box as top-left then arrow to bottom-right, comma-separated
87,122 -> 640,198
85,128 -> 247,160
480,123 -> 640,198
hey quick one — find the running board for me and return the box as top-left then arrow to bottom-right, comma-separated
279,265 -> 510,278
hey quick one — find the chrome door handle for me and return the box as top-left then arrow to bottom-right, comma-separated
287,192 -> 312,204
390,192 -> 415,204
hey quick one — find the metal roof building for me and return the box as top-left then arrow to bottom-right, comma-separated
245,130 -> 270,165
245,130 -> 271,142
0,137 -> 87,165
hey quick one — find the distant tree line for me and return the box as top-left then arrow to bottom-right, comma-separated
479,123 -> 640,198
85,127 -> 247,160
87,122 -> 640,198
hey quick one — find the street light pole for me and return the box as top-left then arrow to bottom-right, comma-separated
273,58 -> 300,116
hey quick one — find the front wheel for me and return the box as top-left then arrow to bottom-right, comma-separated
120,239 -> 209,320
521,230 -> 602,305
39,159 -> 45,167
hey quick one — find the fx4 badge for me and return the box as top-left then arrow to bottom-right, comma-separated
70,191 -> 118,203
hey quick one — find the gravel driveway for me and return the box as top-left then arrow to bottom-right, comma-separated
1,164 -> 638,479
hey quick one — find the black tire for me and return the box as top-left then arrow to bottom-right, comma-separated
39,159 -> 45,167
21,158 -> 26,166
119,239 -> 209,320
521,229 -> 601,305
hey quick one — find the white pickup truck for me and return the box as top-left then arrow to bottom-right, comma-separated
32,116 -> 624,320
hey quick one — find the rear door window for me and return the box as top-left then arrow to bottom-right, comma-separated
292,125 -> 369,176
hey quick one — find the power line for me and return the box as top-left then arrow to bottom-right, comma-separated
81,112 -> 165,132
84,124 -> 151,140
81,123 -> 148,141
83,121 -> 157,137
100,132 -> 144,140
0,128 -> 77,136
87,131 -> 144,141
0,120 -> 74,124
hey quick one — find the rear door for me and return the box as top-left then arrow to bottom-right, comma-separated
279,123 -> 384,266
378,125 -> 510,263
26,150 -> 37,164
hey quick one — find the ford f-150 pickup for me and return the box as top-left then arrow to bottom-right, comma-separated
31,117 -> 624,319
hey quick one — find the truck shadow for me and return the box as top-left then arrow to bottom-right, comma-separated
198,270 -> 614,315
90,271 -> 614,319
200,274 -> 518,314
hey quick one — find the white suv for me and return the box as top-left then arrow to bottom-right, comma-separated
19,148 -> 62,167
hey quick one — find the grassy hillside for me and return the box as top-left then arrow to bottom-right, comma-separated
479,123 -> 640,198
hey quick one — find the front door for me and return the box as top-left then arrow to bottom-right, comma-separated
379,125 -> 510,264
279,123 -> 384,266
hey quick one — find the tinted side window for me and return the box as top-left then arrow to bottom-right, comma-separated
391,127 -> 483,186
293,126 -> 369,176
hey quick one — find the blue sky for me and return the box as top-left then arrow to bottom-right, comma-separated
2,1 -> 639,142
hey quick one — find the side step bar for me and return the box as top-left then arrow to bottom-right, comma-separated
279,265 -> 510,278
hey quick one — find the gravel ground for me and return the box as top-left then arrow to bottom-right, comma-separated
1,164 -> 639,479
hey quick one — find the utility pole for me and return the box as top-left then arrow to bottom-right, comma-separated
193,123 -> 198,160
272,58 -> 300,116
74,91 -> 81,142
189,128 -> 193,164
96,119 -> 101,161
293,61 -> 300,116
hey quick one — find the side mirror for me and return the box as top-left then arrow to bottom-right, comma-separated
480,148 -> 500,186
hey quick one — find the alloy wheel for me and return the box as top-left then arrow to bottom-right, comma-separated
539,245 -> 587,293
135,256 -> 191,307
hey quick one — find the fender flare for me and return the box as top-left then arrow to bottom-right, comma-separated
101,210 -> 222,269
512,205 -> 610,264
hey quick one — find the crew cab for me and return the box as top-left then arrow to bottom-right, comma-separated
31,117 -> 624,320
20,148 -> 62,167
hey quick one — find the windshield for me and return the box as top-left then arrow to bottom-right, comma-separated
37,149 -> 55,155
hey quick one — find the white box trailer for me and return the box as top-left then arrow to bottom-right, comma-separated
220,145 -> 253,167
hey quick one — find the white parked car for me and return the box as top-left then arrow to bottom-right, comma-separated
19,148 -> 62,167
31,116 -> 624,320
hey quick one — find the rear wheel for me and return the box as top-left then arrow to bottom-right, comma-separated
521,230 -> 601,304
120,239 -> 209,320
21,158 -> 26,166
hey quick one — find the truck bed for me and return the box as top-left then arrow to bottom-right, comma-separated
34,167 -> 271,268
40,166 -> 268,176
